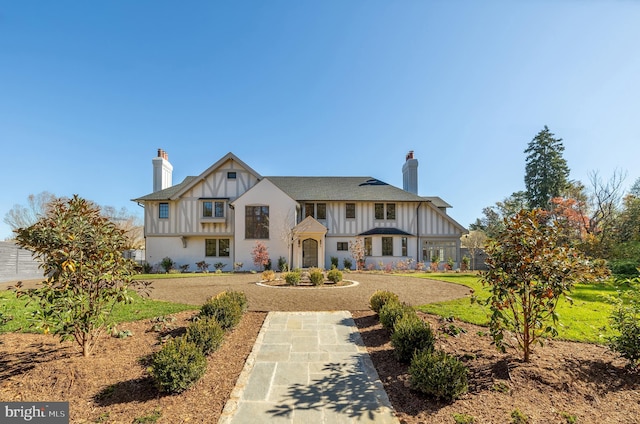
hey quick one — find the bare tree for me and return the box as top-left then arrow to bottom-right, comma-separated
461,230 -> 487,271
586,169 -> 626,253
101,205 -> 144,250
3,192 -> 58,235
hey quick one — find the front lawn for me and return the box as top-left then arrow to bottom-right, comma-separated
0,289 -> 194,334
413,273 -> 618,344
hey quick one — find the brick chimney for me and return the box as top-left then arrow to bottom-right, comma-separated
402,150 -> 418,194
152,148 -> 173,192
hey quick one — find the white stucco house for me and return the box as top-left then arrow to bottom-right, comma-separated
133,149 -> 467,272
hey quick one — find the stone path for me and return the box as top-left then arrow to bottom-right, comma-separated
218,311 -> 399,424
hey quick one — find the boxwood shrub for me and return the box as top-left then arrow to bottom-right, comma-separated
369,290 -> 400,314
185,317 -> 225,355
391,314 -> 435,363
379,300 -> 416,332
200,296 -> 243,330
149,336 -> 207,394
409,349 -> 469,401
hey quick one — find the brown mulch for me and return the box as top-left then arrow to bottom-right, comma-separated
1,273 -> 638,423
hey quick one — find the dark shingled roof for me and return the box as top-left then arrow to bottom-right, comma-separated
265,176 -> 428,202
358,228 -> 414,236
132,176 -> 198,201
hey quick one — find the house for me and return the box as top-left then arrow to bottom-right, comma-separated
132,150 -> 467,272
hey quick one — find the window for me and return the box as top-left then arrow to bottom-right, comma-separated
364,237 -> 372,256
401,237 -> 408,256
346,203 -> 356,219
375,203 -> 395,220
245,206 -> 269,239
205,239 -> 230,257
227,172 -> 236,179
382,237 -> 393,256
337,242 -> 348,251
305,203 -> 327,220
375,203 -> 384,219
422,240 -> 456,263
386,203 -> 396,220
305,203 -> 314,218
203,201 -> 225,218
159,203 -> 169,219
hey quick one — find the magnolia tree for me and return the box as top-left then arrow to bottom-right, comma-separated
479,209 -> 608,362
14,195 -> 148,357
251,241 -> 270,271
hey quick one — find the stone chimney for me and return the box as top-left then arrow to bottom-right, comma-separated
402,150 -> 418,194
152,148 -> 173,192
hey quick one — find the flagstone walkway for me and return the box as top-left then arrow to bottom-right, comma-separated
218,311 -> 399,424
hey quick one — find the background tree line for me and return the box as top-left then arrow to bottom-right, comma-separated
468,125 -> 640,274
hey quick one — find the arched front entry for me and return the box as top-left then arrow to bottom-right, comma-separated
302,238 -> 318,268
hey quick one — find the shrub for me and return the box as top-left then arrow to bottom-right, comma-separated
409,349 -> 469,401
142,262 -> 153,274
309,268 -> 324,286
609,260 -> 640,277
160,257 -> 175,273
327,268 -> 343,283
391,314 -> 435,363
608,276 -> 640,368
262,270 -> 276,282
330,256 -> 339,268
149,336 -> 207,394
278,256 -> 289,272
200,296 -> 243,330
285,271 -> 301,286
369,290 -> 400,314
216,290 -> 248,312
453,413 -> 476,424
179,264 -> 190,273
343,258 -> 352,270
195,261 -> 210,273
185,317 -> 225,355
379,300 -> 416,331
213,262 -> 226,271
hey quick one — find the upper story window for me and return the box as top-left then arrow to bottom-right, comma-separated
246,205 -> 269,239
346,203 -> 356,219
227,172 -> 237,179
203,201 -> 225,218
375,203 -> 396,220
305,203 -> 327,220
159,202 -> 169,219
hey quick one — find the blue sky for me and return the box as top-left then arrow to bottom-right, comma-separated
1,1 -> 639,240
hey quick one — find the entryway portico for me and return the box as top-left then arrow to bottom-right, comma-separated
292,216 -> 327,269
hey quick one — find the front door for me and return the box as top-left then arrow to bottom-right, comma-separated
302,238 -> 318,268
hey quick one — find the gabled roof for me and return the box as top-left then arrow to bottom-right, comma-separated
170,152 -> 262,200
265,176 -> 429,202
293,216 -> 328,236
132,176 -> 198,202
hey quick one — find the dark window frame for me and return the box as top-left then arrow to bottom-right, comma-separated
245,205 -> 269,239
346,203 -> 356,219
382,237 -> 393,256
159,202 -> 169,219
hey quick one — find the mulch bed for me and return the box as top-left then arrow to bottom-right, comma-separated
1,274 -> 638,423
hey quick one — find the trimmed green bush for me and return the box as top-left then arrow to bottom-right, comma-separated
409,349 -> 469,401
309,268 -> 324,286
149,336 -> 207,394
369,290 -> 400,314
216,290 -> 248,312
391,314 -> 435,363
379,300 -> 416,331
609,260 -> 640,277
200,296 -> 243,330
609,305 -> 640,368
285,271 -> 301,286
327,268 -> 343,283
185,317 -> 225,355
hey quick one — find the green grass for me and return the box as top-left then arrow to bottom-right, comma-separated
412,272 -> 618,344
0,289 -> 195,334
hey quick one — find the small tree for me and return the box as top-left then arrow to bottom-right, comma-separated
13,195 -> 146,357
480,209 -> 608,362
251,241 -> 270,271
349,237 -> 365,270
461,230 -> 487,271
